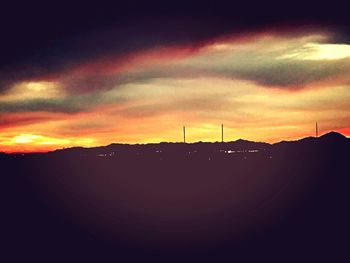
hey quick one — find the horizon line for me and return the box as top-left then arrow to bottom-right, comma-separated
2,130 -> 347,155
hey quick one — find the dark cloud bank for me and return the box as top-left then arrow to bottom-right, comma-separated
1,0 -> 350,93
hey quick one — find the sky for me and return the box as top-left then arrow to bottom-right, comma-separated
1,1 -> 350,152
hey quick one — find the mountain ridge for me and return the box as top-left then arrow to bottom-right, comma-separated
1,131 -> 348,156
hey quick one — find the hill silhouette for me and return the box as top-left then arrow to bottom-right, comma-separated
1,131 -> 349,262
320,131 -> 348,140
2,131 -> 347,159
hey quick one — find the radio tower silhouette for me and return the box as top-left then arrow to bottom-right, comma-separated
183,126 -> 186,143
316,122 -> 318,138
221,124 -> 224,142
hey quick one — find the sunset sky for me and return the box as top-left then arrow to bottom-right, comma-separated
1,2 -> 350,152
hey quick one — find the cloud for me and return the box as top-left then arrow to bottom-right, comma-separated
54,32 -> 350,94
2,31 -> 350,114
174,34 -> 350,88
117,95 -> 232,118
0,92 -> 125,113
0,114 -> 54,129
0,15 -> 233,94
1,4 -> 349,94
227,57 -> 350,88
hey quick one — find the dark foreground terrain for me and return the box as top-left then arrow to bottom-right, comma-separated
1,132 -> 350,262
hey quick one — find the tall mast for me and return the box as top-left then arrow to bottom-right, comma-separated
183,126 -> 186,143
221,123 -> 224,143
316,122 -> 318,138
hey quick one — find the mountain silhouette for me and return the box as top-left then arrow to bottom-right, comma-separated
21,131 -> 342,162
319,131 -> 349,143
2,131 -> 347,158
